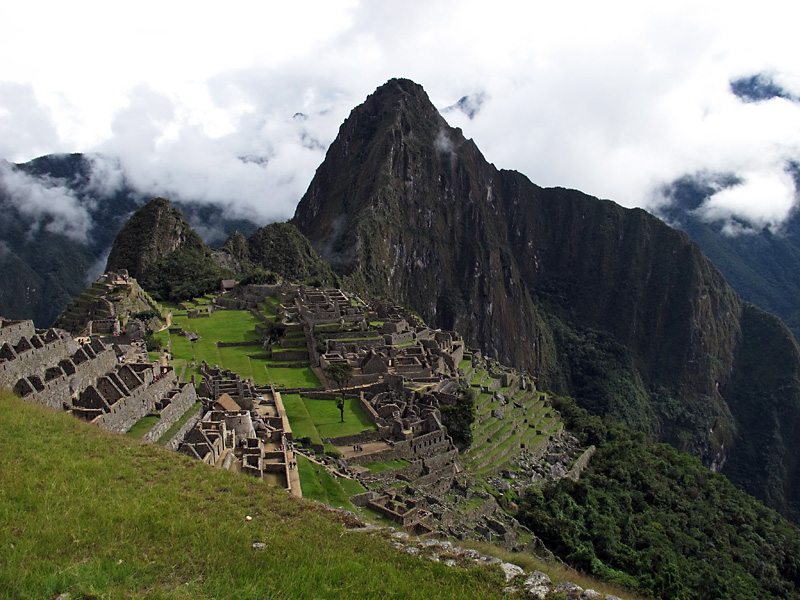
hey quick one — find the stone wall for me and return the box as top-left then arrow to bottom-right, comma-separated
163,405 -> 204,451
8,343 -> 118,410
464,496 -> 499,523
142,384 -> 199,443
359,393 -> 380,426
566,445 -> 596,481
423,449 -> 459,473
0,335 -> 78,389
323,430 -> 381,446
345,440 -> 411,465
0,319 -> 35,346
408,429 -> 451,459
93,372 -> 178,434
413,465 -> 456,495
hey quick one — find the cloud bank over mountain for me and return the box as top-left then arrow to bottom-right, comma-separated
1,0 -> 799,232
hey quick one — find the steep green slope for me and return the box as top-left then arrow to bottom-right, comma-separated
218,222 -> 338,286
517,397 -> 800,600
105,197 -> 228,301
292,78 -> 800,522
0,391 -> 506,600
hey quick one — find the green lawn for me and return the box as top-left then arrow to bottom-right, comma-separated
301,396 -> 374,439
362,458 -> 411,473
297,455 -> 365,509
264,366 -> 321,388
281,395 -> 374,444
281,394 -> 323,445
154,309 -> 271,383
157,402 -> 203,444
125,415 -> 160,438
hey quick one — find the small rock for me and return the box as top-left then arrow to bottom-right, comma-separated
580,590 -> 603,599
245,515 -> 253,521
500,562 -> 524,582
392,531 -> 410,541
522,571 -> 551,599
444,559 -> 458,567
553,581 -> 584,599
405,546 -> 420,556
438,541 -> 453,551
419,539 -> 439,547
252,542 -> 266,550
604,596 -> 624,600
428,553 -> 440,562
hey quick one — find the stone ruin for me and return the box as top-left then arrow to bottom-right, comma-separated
0,316 -> 199,441
180,363 -> 299,496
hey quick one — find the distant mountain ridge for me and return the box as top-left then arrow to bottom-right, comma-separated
0,153 -> 261,326
293,78 -> 800,522
103,197 -> 335,301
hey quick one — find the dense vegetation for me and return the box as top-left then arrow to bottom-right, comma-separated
439,386 -> 477,451
105,198 -> 230,302
516,396 -> 800,600
242,222 -> 338,287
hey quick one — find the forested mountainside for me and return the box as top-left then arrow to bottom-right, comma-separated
0,154 -> 259,326
293,78 -> 800,522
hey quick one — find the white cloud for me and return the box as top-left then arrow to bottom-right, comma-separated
0,161 -> 92,243
0,0 -> 799,231
697,169 -> 797,232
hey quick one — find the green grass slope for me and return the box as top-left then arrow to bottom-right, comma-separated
0,392 -> 506,600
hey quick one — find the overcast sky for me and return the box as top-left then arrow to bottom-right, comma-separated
2,0 -> 800,231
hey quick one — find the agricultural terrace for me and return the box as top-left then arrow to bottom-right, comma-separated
296,455 -> 365,510
153,304 -> 320,389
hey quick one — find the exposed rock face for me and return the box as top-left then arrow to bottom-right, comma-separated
106,197 -> 191,280
293,78 -> 800,521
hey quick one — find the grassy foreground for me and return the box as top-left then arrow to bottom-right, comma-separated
0,392 -> 506,600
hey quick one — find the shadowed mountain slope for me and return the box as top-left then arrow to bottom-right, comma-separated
293,78 -> 800,521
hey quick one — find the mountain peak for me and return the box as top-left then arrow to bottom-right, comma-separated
291,79 -> 800,524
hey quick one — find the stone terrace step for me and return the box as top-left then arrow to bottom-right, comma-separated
470,424 -> 527,472
471,403 -> 525,441
475,426 -> 545,476
466,418 -> 522,466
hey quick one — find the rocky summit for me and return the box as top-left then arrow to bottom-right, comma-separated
294,78 -> 800,522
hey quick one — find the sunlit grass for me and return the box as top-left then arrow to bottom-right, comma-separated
126,415 -> 160,438
264,366 -> 321,389
297,455 -> 365,509
0,392 -> 509,600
